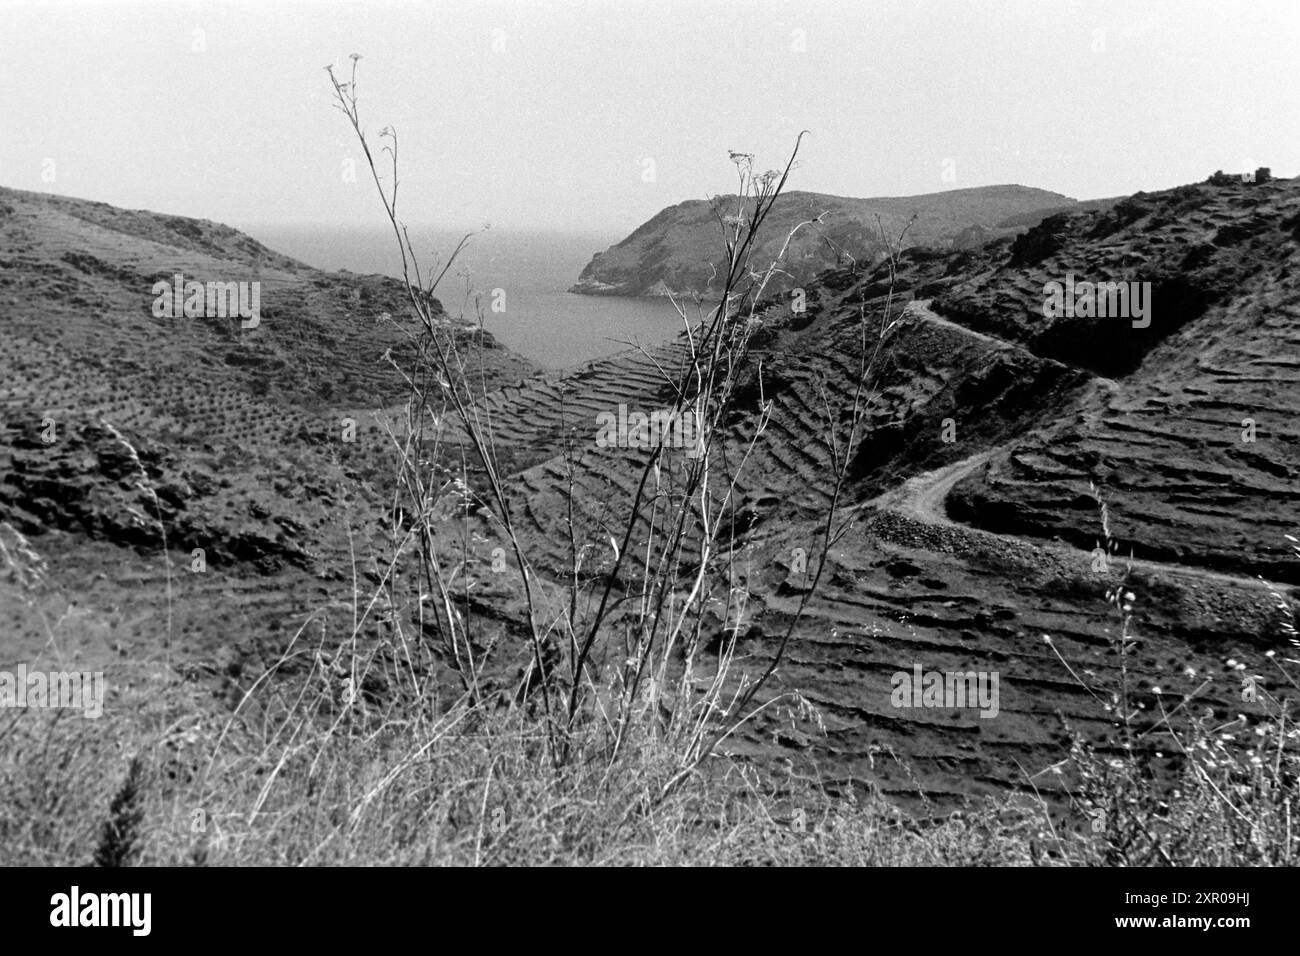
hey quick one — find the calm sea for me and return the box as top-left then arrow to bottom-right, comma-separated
244,225 -> 686,370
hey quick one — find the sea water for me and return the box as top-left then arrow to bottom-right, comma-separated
243,225 -> 688,370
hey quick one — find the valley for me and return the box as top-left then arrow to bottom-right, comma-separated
2,173 -> 1297,811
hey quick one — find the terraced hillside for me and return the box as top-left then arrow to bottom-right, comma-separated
442,174 -> 1299,805
930,178 -> 1300,584
0,186 -> 538,680
2,175 -> 1295,810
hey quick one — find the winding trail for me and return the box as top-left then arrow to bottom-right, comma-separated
860,300 -> 1286,596
904,297 -> 1120,389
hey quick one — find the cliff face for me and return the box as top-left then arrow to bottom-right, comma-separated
570,185 -> 1101,297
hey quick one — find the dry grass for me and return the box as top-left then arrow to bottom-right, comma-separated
0,516 -> 1295,866
2,617 -> 1295,866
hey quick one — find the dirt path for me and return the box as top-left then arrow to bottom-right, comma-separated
862,301 -> 1283,595
864,447 -> 1000,525
870,437 -> 1285,593
904,298 -> 1011,350
904,298 -> 1121,389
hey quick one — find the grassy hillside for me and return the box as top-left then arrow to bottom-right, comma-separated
0,184 -> 538,678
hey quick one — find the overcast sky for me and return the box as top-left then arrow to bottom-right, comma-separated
2,0 -> 1297,233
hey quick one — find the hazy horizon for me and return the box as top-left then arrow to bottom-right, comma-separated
2,0 -> 1298,235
